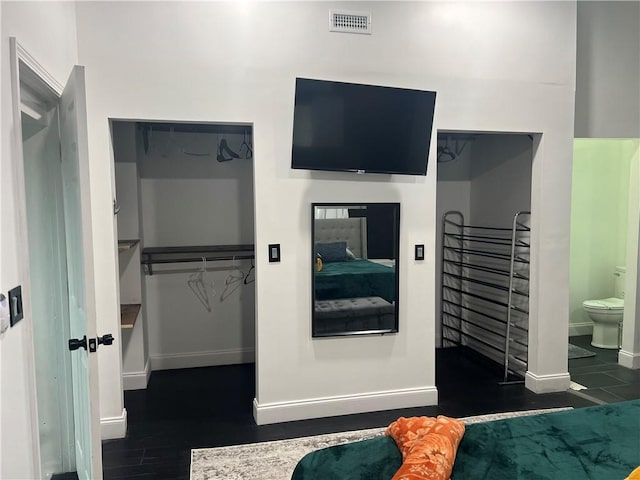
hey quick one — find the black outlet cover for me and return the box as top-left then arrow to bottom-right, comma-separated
8,285 -> 24,326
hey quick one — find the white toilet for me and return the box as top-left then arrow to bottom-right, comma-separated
582,266 -> 625,349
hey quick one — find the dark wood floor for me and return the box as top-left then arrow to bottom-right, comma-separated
101,345 -> 612,479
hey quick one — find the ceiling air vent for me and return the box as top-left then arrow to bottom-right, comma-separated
329,10 -> 372,35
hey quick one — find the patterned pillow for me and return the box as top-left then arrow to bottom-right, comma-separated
386,416 -> 466,480
316,242 -> 348,263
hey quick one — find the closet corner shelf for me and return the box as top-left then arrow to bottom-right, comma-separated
120,303 -> 141,329
141,244 -> 255,275
118,239 -> 140,253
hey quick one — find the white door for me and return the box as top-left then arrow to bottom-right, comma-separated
11,40 -> 105,479
58,66 -> 104,479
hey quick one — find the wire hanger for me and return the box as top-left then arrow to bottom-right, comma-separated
437,136 -> 470,163
244,259 -> 255,285
239,128 -> 253,159
217,134 -> 239,162
220,256 -> 246,301
187,257 -> 216,312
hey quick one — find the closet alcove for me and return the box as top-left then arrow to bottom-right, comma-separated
435,132 -> 534,389
111,120 -> 255,392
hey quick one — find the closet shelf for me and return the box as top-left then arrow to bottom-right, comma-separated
141,244 -> 255,275
118,239 -> 140,253
121,303 -> 141,329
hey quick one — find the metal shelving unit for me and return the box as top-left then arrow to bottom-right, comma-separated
441,210 -> 531,383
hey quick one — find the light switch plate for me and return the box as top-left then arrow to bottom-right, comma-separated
268,244 -> 281,262
9,285 -> 24,326
415,244 -> 425,261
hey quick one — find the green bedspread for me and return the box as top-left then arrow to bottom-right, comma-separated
291,400 -> 640,480
314,259 -> 395,303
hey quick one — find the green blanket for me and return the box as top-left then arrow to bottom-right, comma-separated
291,400 -> 640,480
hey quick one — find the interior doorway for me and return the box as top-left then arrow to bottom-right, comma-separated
435,132 -> 534,395
110,120 -> 256,403
11,40 -> 104,479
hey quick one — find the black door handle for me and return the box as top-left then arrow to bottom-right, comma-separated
98,334 -> 114,346
69,335 -> 87,351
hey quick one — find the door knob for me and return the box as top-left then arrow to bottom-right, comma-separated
69,335 -> 87,351
98,334 -> 114,346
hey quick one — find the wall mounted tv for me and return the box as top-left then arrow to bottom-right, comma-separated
291,78 -> 436,176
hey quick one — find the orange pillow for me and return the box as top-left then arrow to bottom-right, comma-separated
626,466 -> 640,480
386,416 -> 466,480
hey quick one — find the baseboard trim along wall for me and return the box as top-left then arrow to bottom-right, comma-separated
525,371 -> 571,393
618,349 -> 640,369
150,348 -> 255,371
123,359 -> 151,390
569,322 -> 593,337
101,408 -> 127,440
253,386 -> 439,425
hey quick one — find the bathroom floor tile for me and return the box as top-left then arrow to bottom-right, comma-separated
579,388 -> 626,404
602,384 -> 640,401
602,367 -> 640,384
570,372 -> 627,389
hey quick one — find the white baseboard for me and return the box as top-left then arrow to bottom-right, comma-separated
525,371 -> 571,393
123,359 -> 151,390
150,347 -> 255,371
618,349 -> 640,369
100,408 -> 127,440
569,322 -> 593,337
253,386 -> 439,425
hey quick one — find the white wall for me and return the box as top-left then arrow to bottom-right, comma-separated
75,1 -> 577,424
138,129 -> 255,370
620,141 -> 640,369
435,137 -> 473,345
0,2 -> 78,477
575,1 -> 640,138
569,139 -> 633,335
470,135 -> 532,226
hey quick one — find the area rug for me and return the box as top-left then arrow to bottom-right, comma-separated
190,407 -> 572,480
568,343 -> 597,359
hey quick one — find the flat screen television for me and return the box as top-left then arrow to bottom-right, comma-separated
291,78 -> 436,176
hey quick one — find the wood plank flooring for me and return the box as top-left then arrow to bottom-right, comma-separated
102,345 -> 609,479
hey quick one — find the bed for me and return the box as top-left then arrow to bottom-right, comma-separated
313,217 -> 397,335
314,217 -> 395,302
291,399 -> 640,479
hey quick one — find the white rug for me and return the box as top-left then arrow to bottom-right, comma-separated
190,407 -> 572,480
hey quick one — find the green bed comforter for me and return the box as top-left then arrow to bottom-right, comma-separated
291,400 -> 640,480
314,259 -> 395,303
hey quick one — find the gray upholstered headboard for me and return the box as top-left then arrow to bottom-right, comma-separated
314,218 -> 367,259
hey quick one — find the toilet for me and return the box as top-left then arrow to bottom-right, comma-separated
582,266 -> 625,349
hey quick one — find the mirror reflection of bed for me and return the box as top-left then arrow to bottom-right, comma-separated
312,204 -> 400,336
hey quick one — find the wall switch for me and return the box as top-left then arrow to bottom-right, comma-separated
0,294 -> 9,334
268,244 -> 281,262
415,244 -> 425,261
8,286 -> 24,327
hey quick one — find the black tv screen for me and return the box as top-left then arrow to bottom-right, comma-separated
291,78 -> 436,176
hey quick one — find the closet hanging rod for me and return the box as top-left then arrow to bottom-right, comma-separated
443,272 -> 529,296
443,259 -> 529,280
443,246 -> 530,263
141,244 -> 254,275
